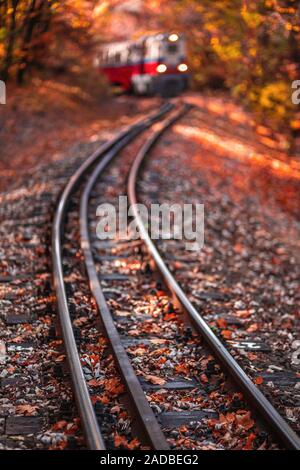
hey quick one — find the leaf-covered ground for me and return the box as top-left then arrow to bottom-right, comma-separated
138,95 -> 300,436
0,91 -> 299,449
0,78 -> 161,192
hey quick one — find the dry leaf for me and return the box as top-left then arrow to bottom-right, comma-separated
221,329 -> 232,339
145,375 -> 166,386
253,376 -> 263,385
16,404 -> 38,416
150,338 -> 167,345
235,411 -> 254,430
88,378 -> 102,387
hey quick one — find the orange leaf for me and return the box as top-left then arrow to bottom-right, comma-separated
15,404 -> 38,416
235,310 -> 251,318
217,318 -> 227,329
128,329 -> 140,336
156,290 -> 166,297
145,374 -> 166,386
175,363 -> 189,375
254,376 -> 263,385
221,329 -> 232,339
247,323 -> 258,333
150,338 -> 167,345
114,433 -> 127,448
127,438 -> 140,450
235,411 -> 254,430
164,313 -> 177,321
52,420 -> 67,431
247,352 -> 258,360
91,395 -> 103,404
243,432 -> 256,450
233,243 -> 243,253
88,379 -> 102,387
104,377 -> 125,396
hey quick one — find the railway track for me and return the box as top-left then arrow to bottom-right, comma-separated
52,101 -> 300,450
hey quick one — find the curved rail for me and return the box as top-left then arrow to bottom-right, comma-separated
78,109 -> 188,450
52,103 -> 173,449
127,105 -> 300,450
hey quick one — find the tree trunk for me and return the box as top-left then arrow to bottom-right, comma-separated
1,0 -> 19,81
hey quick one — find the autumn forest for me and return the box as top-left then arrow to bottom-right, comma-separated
0,0 -> 299,150
0,0 -> 300,457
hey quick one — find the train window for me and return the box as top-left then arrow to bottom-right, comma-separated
102,51 -> 107,64
167,43 -> 178,54
121,49 -> 128,64
129,45 -> 142,63
108,51 -> 114,64
115,52 -> 121,64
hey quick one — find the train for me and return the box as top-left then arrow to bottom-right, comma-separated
95,33 -> 189,97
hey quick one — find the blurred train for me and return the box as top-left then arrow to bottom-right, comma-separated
95,33 -> 189,96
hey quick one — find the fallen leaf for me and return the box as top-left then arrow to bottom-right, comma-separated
164,313 -> 177,321
216,317 -> 227,329
128,329 -> 140,336
175,363 -> 189,375
115,310 -> 132,317
150,338 -> 167,345
88,379 -> 102,387
127,438 -> 140,450
156,290 -> 167,297
247,323 -> 258,333
233,243 -> 243,253
110,405 -> 120,414
243,432 -> 256,450
247,352 -> 258,360
221,329 -> 232,339
235,411 -> 254,430
200,373 -> 208,383
73,317 -> 89,326
145,375 -> 166,386
129,347 -> 146,356
104,377 -> 125,396
235,310 -> 251,318
16,404 -> 38,416
254,376 -> 264,385
52,420 -> 67,431
114,433 -> 128,448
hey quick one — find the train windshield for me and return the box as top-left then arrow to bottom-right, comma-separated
167,43 -> 178,54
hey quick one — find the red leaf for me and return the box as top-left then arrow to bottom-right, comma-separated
254,376 -> 264,385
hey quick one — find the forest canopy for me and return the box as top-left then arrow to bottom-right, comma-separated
0,0 -> 299,148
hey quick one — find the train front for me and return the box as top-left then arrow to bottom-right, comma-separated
132,33 -> 189,97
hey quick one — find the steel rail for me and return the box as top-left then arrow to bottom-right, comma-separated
127,104 -> 300,450
78,109 -> 186,450
52,102 -> 173,450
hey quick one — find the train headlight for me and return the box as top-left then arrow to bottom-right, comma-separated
157,64 -> 167,73
178,63 -> 188,72
168,34 -> 179,42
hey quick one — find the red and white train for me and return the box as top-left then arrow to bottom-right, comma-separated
95,33 -> 189,96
